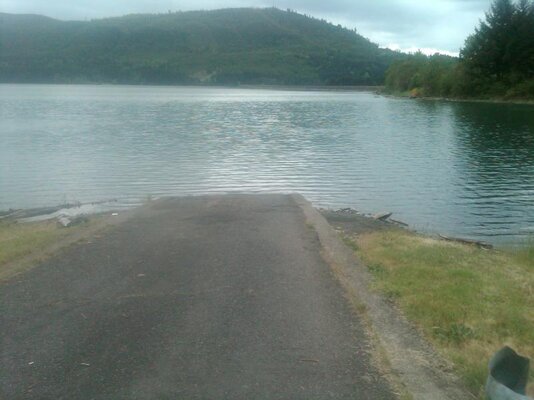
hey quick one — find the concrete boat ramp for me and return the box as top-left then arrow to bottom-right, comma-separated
0,194 -> 467,399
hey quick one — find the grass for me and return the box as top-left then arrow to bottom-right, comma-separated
349,229 -> 533,398
0,217 -> 101,280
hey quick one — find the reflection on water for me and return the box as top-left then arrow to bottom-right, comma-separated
449,103 -> 534,241
1,84 -> 533,243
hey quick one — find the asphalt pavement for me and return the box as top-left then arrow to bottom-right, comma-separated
1,194 -> 396,400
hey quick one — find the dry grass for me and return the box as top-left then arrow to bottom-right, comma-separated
350,230 -> 533,398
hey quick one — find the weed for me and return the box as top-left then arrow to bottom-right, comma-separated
432,323 -> 476,344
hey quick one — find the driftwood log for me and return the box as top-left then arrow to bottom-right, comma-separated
438,234 -> 493,250
389,218 -> 409,227
373,212 -> 393,221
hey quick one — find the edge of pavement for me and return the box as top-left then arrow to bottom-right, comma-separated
291,193 -> 474,400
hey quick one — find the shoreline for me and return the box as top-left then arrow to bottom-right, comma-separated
0,199 -> 122,224
2,202 -> 529,248
380,91 -> 534,106
0,82 -> 383,92
236,84 -> 383,92
418,96 -> 534,106
320,208 -> 496,249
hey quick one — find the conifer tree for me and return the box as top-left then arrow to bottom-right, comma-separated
461,0 -> 534,82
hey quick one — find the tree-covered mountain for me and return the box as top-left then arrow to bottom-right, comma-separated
0,8 -> 401,85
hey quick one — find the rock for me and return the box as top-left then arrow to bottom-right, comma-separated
337,208 -> 358,215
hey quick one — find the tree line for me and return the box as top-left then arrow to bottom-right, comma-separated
385,0 -> 534,100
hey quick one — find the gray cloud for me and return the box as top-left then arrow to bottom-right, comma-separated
1,0 -> 494,54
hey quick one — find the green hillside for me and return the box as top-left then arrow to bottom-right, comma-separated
0,8 -> 401,85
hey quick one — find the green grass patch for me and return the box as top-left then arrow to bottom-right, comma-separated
352,230 -> 533,398
0,218 -> 99,280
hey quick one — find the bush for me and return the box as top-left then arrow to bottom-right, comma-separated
506,79 -> 534,99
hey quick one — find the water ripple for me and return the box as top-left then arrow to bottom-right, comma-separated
1,84 -> 533,244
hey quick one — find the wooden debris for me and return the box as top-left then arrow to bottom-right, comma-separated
438,234 -> 493,250
389,218 -> 408,227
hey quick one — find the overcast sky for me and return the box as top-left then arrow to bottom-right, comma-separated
1,0 -> 493,55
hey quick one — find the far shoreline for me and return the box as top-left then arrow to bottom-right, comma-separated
0,81 -> 383,93
5,81 -> 532,103
380,90 -> 534,106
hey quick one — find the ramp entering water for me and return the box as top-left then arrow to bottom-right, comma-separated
1,195 -> 396,399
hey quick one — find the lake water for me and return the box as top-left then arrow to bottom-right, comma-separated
1,84 -> 533,244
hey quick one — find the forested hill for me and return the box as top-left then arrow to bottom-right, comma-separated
0,8 -> 401,85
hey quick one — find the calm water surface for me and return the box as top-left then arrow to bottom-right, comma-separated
1,84 -> 533,244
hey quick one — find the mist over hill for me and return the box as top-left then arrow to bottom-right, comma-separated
0,8 -> 402,85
